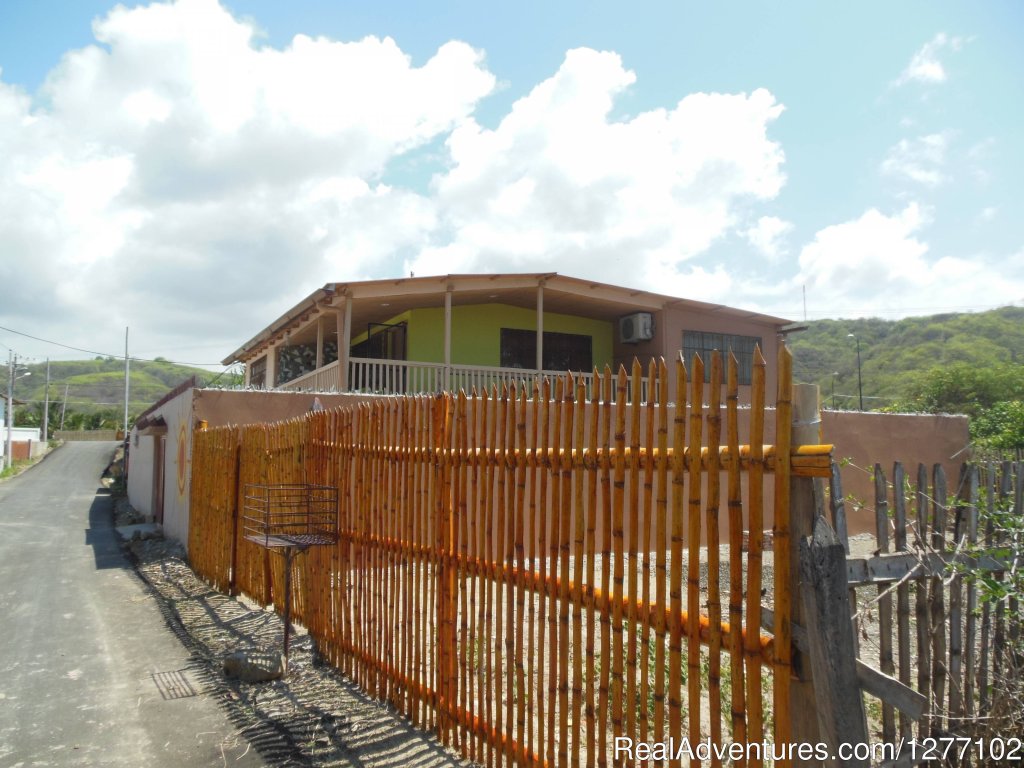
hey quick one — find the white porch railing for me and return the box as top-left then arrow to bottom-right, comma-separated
278,357 -> 655,402
277,360 -> 341,392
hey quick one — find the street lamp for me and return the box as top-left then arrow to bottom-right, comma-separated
5,356 -> 31,470
830,371 -> 840,410
846,333 -> 864,410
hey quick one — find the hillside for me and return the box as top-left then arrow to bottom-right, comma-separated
788,306 -> 1024,410
11,358 -> 225,428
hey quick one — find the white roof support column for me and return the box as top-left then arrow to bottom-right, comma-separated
536,279 -> 545,372
315,315 -> 325,370
443,286 -> 452,390
265,345 -> 277,389
338,296 -> 351,391
243,360 -> 252,387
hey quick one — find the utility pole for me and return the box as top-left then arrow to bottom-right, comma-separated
123,327 -> 130,436
42,359 -> 50,444
60,384 -> 69,431
5,352 -> 12,470
847,333 -> 864,411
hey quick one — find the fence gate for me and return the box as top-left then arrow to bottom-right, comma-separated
800,460 -> 1023,767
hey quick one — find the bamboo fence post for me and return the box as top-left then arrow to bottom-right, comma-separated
668,356 -> 686,765
639,359 -> 656,750
611,366 -> 627,768
772,347 -> 794,766
626,361 -> 641,747
494,385 -> 508,761
653,358 -> 670,759
515,385 -> 529,764
686,354 -> 704,756
558,376 -> 575,768
536,381 -> 550,768
725,355 -> 747,763
597,368 -> 613,768
744,348 -> 766,763
484,387 -> 496,768
526,382 -> 540,767
705,352 -> 724,767
457,392 -> 471,748
571,376 -> 587,768
585,368 -> 601,768
548,377 -> 564,768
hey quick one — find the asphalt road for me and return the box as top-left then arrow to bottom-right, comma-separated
0,442 -> 266,767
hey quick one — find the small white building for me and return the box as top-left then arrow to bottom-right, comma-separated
0,418 -> 44,461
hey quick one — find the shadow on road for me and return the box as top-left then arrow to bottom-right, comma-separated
83,485 -> 130,571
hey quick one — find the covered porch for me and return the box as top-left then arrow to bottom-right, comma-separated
229,273 -> 666,397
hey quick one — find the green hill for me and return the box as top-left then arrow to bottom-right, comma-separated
788,306 -> 1024,410
9,357 -> 233,433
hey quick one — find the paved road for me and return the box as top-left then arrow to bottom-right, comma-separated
0,443 -> 266,767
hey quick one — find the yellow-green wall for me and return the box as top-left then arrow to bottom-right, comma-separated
369,303 -> 613,369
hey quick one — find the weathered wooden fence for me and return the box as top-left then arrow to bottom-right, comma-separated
825,460 -> 1023,765
190,349 -> 839,767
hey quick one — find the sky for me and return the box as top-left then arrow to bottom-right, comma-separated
1,0 -> 1022,372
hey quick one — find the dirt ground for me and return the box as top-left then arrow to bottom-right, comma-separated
125,535 -> 473,768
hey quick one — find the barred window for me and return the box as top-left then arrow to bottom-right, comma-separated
682,331 -> 761,385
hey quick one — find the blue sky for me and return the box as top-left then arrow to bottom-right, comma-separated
1,0 -> 1022,367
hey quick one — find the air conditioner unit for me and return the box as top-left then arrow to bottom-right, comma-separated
619,312 -> 653,343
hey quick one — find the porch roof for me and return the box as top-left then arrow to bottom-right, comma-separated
222,272 -> 792,365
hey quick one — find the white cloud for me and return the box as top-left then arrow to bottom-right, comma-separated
744,216 -> 793,260
799,203 -> 930,292
893,33 -> 965,87
0,0 -> 494,363
409,48 -> 787,298
880,133 -> 950,187
797,204 -> 1024,315
977,206 -> 997,223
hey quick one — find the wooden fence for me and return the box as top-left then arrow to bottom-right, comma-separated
190,348 -> 839,768
827,460 -> 1023,765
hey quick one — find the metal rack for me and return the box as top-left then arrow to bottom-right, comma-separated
242,483 -> 338,665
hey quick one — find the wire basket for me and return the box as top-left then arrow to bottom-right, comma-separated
242,483 -> 338,549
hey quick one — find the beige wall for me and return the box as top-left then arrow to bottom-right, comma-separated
194,389 -> 379,427
130,388 -> 388,551
822,410 -> 971,537
612,307 -> 781,406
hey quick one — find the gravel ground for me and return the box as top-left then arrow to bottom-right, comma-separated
125,535 -> 472,768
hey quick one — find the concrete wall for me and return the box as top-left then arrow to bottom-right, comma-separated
822,410 -> 971,537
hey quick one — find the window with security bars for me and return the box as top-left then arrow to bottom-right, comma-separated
682,331 -> 761,385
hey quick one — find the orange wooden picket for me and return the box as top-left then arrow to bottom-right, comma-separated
188,348 -> 830,767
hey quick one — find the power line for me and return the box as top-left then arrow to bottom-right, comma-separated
0,323 -> 227,368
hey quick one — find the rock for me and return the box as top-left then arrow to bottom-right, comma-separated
223,650 -> 284,682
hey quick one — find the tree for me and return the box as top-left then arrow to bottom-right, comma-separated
972,400 -> 1024,451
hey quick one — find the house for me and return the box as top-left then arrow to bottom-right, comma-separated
222,273 -> 793,403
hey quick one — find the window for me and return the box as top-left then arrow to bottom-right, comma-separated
249,357 -> 267,388
500,328 -> 593,372
682,331 -> 762,385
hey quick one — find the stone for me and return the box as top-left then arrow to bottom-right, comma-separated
223,649 -> 284,682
